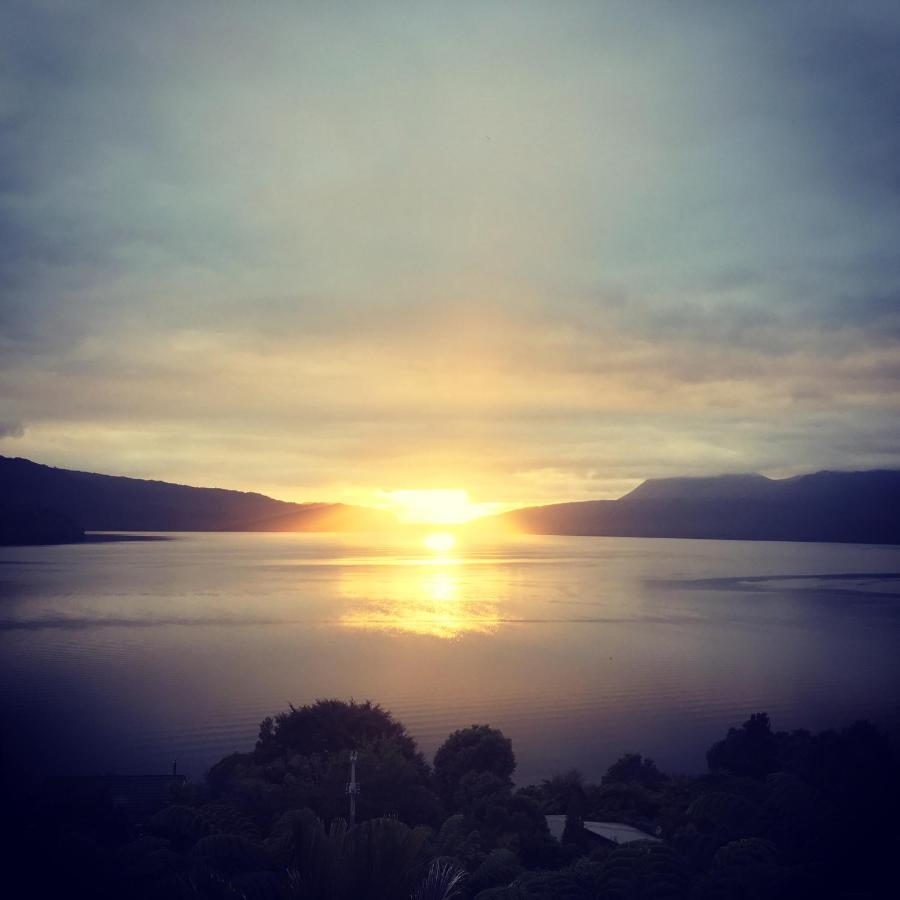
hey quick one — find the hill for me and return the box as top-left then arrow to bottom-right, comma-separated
501,470 -> 900,544
0,455 -> 393,540
4,456 -> 899,545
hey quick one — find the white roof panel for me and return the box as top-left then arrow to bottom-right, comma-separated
545,815 -> 659,844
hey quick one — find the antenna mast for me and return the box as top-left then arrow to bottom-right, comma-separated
346,750 -> 360,824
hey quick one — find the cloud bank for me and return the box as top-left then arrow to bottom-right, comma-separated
1,1 -> 898,505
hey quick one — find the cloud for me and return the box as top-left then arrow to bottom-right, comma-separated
0,1 -> 898,504
0,421 -> 25,439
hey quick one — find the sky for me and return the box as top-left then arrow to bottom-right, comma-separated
1,0 -> 899,512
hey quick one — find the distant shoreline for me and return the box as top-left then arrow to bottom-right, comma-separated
82,533 -> 174,543
0,533 -> 178,547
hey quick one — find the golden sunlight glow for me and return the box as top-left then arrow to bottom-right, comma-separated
339,567 -> 500,639
385,489 -> 486,525
340,598 -> 499,639
337,543 -> 503,639
423,532 -> 456,553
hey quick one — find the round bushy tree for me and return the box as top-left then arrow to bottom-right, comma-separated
602,753 -> 666,789
255,699 -> 421,763
433,725 -> 516,802
211,700 -> 441,828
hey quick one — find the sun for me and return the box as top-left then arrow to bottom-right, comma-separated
423,532 -> 456,553
386,489 -> 481,525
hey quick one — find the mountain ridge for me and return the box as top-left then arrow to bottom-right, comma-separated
0,455 -> 393,537
2,455 -> 899,544
500,469 -> 900,544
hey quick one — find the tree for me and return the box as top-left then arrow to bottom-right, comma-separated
255,699 -> 423,766
282,808 -> 431,900
535,770 -> 585,814
602,753 -> 666,789
706,714 -> 779,779
693,838 -> 781,900
433,725 -> 516,803
469,849 -> 523,894
686,792 -> 762,842
597,840 -> 689,899
561,781 -> 587,851
232,700 -> 442,828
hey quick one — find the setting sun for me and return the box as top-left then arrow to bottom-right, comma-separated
386,489 -> 485,525
423,532 -> 456,553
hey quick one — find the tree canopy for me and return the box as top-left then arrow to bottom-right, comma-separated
255,698 -> 422,764
14,703 -> 900,899
602,753 -> 666,789
433,725 -> 516,803
706,713 -> 779,778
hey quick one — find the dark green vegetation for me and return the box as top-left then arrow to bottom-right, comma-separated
3,454 -> 900,543
10,701 -> 899,899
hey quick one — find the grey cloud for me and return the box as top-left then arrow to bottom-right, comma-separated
0,0 -> 898,502
0,421 -> 24,438
787,4 -> 900,199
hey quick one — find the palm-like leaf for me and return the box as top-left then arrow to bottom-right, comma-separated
412,858 -> 467,900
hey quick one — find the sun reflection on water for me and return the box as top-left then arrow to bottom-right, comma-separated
338,538 -> 501,639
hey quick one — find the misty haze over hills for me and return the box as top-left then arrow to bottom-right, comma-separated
1,455 -> 899,544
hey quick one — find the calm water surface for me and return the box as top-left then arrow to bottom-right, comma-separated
1,532 -> 899,785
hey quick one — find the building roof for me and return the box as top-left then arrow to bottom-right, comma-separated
545,814 -> 660,845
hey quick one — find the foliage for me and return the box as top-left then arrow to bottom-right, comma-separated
14,703 -> 900,899
145,804 -> 212,852
285,809 -> 431,900
468,849 -> 524,894
256,699 -> 424,767
433,814 -> 486,870
532,769 -> 584,814
686,792 -> 762,841
602,753 -> 667,789
501,867 -> 595,899
207,752 -> 256,794
693,838 -> 782,900
198,802 -> 261,840
596,840 -> 689,899
453,771 -> 512,818
209,702 -> 441,829
706,713 -> 779,778
190,832 -> 274,876
586,780 -> 661,823
434,725 -> 516,804
413,857 -> 468,900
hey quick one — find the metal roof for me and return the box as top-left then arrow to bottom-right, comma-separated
545,814 -> 660,844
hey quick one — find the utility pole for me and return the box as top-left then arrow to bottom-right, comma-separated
346,750 -> 360,824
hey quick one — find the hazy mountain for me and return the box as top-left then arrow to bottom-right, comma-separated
501,470 -> 900,544
622,473 -> 779,501
0,455 -> 394,540
4,456 -> 899,545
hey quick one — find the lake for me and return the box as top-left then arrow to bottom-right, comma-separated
1,531 -> 899,786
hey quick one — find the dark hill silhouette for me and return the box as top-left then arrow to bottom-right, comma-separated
0,455 -> 394,539
4,455 -> 899,545
501,470 -> 900,544
623,472 -> 779,501
0,505 -> 84,545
